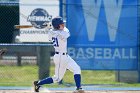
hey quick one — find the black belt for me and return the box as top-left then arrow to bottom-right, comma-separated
55,52 -> 67,55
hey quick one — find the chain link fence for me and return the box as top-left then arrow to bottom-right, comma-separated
0,0 -> 139,88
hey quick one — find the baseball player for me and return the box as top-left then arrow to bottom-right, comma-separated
33,16 -> 85,93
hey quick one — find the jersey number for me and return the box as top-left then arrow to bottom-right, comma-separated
52,37 -> 59,47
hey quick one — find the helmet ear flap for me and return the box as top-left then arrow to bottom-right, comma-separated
54,25 -> 60,29
57,25 -> 60,29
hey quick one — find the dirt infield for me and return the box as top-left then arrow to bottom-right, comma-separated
0,90 -> 140,93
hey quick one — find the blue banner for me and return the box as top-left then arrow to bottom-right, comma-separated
66,0 -> 138,70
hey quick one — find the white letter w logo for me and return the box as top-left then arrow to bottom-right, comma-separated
82,0 -> 123,42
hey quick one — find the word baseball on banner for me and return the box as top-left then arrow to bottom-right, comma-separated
66,0 -> 138,70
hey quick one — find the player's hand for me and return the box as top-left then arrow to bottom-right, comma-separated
43,22 -> 52,29
45,23 -> 53,34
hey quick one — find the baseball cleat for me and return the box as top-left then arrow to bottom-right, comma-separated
73,88 -> 85,93
33,81 -> 40,92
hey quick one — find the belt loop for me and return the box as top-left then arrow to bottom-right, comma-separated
55,52 -> 59,54
55,52 -> 67,55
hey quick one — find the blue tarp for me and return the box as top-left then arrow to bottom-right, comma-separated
66,0 -> 138,70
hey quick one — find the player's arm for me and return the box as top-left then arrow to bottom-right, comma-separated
57,27 -> 70,40
59,30 -> 70,39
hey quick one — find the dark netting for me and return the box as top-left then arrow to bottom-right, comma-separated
0,3 -> 19,43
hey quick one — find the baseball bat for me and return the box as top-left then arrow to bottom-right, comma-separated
14,24 -> 52,29
14,25 -> 33,29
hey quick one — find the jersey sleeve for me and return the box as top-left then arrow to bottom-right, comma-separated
58,27 -> 70,39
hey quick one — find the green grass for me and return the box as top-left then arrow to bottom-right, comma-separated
0,65 -> 38,86
0,65 -> 140,87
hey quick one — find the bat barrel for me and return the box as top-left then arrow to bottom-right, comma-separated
14,25 -> 33,29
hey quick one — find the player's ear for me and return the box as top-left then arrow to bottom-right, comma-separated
59,24 -> 64,30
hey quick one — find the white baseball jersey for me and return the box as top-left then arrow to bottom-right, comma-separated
47,27 -> 81,83
48,27 -> 70,53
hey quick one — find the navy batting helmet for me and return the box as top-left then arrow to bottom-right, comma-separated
52,17 -> 64,29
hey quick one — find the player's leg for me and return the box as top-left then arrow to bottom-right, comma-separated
66,55 -> 82,90
36,54 -> 67,85
52,54 -> 68,83
33,73 -> 54,92
33,54 -> 60,92
66,55 -> 85,93
35,55 -> 59,87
